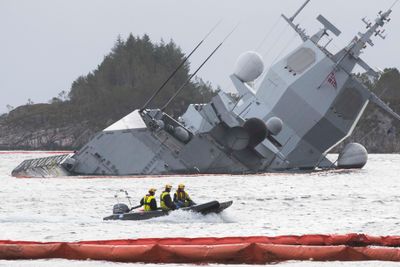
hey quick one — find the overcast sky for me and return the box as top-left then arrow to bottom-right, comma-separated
1,0 -> 399,113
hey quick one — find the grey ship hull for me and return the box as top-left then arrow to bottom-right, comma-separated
10,99 -> 339,178
12,109 -> 271,178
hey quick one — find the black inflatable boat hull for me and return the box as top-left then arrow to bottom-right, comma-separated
103,201 -> 232,221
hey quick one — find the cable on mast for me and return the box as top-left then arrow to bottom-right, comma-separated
140,20 -> 221,111
161,24 -> 239,111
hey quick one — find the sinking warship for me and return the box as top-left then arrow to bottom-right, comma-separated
12,1 -> 400,178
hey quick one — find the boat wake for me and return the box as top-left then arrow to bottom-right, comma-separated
149,209 -> 235,224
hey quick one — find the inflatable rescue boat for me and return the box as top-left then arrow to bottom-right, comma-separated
104,200 -> 232,221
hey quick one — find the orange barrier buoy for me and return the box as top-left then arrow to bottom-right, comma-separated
2,234 -> 400,264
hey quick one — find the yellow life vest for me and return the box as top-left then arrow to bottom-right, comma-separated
160,191 -> 170,210
175,191 -> 189,202
143,195 -> 155,211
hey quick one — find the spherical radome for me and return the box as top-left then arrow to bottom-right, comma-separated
266,117 -> 283,136
337,143 -> 368,169
234,51 -> 264,82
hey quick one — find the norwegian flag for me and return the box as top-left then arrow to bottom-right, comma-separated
327,71 -> 337,89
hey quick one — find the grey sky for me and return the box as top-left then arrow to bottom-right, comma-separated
1,0 -> 399,113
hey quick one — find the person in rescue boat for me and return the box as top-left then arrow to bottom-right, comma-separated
160,184 -> 177,211
173,184 -> 196,208
140,188 -> 158,211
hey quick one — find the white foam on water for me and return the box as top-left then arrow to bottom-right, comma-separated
1,152 -> 400,266
149,209 -> 235,224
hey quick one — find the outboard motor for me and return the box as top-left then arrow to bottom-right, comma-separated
112,189 -> 133,214
113,203 -> 130,215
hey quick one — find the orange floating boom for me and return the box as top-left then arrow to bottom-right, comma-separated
2,234 -> 400,264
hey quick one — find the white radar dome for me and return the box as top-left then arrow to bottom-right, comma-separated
234,51 -> 264,82
266,117 -> 283,136
337,143 -> 368,169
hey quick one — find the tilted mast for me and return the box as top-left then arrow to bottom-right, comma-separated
351,9 -> 392,58
281,0 -> 400,123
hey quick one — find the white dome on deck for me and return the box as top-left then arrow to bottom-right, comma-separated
234,51 -> 264,82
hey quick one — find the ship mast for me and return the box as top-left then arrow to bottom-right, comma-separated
281,0 -> 311,42
281,0 -> 341,44
348,9 -> 393,59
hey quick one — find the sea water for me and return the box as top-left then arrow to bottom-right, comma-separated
0,152 -> 399,266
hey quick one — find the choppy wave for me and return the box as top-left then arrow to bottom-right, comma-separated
149,209 -> 235,224
1,153 -> 400,245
